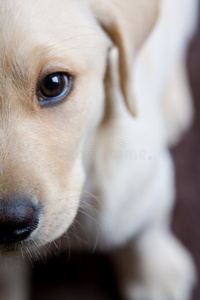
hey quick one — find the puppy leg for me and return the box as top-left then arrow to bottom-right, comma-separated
113,227 -> 196,300
163,61 -> 194,146
0,256 -> 30,300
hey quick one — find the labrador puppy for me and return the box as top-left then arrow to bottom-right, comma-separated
0,0 -> 198,299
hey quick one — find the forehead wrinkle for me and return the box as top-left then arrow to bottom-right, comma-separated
0,0 -> 100,48
0,0 -> 105,52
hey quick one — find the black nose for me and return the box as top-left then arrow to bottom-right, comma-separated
0,199 -> 39,244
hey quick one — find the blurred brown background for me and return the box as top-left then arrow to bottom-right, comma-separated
31,13 -> 200,300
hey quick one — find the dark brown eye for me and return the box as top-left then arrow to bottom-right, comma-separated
38,72 -> 72,107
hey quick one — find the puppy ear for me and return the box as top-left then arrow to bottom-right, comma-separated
88,0 -> 159,115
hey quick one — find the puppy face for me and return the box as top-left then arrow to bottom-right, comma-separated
0,0 -> 110,250
0,0 -> 158,252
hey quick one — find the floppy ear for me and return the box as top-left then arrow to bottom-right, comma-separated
88,0 -> 159,115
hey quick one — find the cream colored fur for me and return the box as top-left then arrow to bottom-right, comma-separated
0,0 -> 198,299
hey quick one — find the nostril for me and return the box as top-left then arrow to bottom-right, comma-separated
0,200 -> 40,244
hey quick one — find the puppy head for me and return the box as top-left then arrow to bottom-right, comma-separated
0,0 -> 158,252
